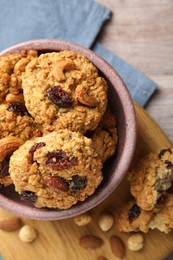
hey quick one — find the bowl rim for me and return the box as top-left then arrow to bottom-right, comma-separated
0,39 -> 137,220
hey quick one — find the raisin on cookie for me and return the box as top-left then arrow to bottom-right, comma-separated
128,148 -> 173,211
0,103 -> 41,141
22,51 -> 107,134
118,194 -> 173,234
118,201 -> 154,233
9,130 -> 103,209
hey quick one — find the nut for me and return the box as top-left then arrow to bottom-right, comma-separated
79,235 -> 103,249
14,58 -> 30,74
5,93 -> 24,105
0,136 -> 24,162
74,212 -> 92,226
75,85 -> 98,107
0,217 -> 23,232
44,176 -> 69,194
19,225 -> 37,243
110,235 -> 125,258
53,59 -> 76,81
127,233 -> 144,251
98,212 -> 114,232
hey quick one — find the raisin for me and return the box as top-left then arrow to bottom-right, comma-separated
44,176 -> 69,194
20,191 -> 37,204
70,175 -> 87,193
157,191 -> 168,204
7,103 -> 25,116
164,160 -> 173,169
46,86 -> 73,108
0,156 -> 10,178
46,150 -> 77,170
29,142 -> 46,163
85,130 -> 93,138
128,204 -> 141,223
158,148 -> 172,159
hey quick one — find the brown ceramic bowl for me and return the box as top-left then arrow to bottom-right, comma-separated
0,39 -> 136,220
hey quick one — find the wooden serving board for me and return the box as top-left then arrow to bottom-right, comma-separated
0,103 -> 173,260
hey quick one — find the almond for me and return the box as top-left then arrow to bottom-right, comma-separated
79,235 -> 103,249
0,217 -> 23,232
110,235 -> 125,258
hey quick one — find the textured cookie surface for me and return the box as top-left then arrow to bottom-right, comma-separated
91,108 -> 117,162
0,103 -> 41,141
149,194 -> 173,233
9,130 -> 103,209
0,50 -> 38,103
118,201 -> 154,233
128,148 -> 173,211
118,194 -> 173,234
22,51 -> 107,134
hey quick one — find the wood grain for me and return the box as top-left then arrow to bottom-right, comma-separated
0,104 -> 172,260
97,0 -> 173,144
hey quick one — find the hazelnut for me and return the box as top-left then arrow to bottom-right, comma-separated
98,212 -> 114,232
74,212 -> 92,226
127,233 -> 144,251
19,225 -> 37,243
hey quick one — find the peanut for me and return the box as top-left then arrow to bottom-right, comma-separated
19,225 -> 37,243
127,233 -> 144,251
74,212 -> 92,226
98,212 -> 114,232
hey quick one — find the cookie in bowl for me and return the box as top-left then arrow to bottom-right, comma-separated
9,129 -> 103,209
22,51 -> 108,134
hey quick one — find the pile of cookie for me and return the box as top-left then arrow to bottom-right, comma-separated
0,50 -> 117,209
118,148 -> 173,233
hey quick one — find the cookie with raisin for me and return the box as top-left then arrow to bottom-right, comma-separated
22,51 -> 107,134
0,103 -> 41,141
118,201 -> 154,233
9,130 -> 103,209
128,148 -> 173,211
148,194 -> 173,233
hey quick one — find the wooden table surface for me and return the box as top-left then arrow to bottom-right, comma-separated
97,0 -> 173,144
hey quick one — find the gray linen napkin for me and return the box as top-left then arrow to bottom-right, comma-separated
0,0 -> 157,106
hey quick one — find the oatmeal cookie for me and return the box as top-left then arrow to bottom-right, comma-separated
22,51 -> 107,134
0,136 -> 23,186
0,103 -> 41,141
118,201 -> 154,233
128,148 -> 173,211
118,195 -> 173,234
0,50 -> 38,103
91,108 -> 118,162
9,130 -> 103,209
148,194 -> 173,233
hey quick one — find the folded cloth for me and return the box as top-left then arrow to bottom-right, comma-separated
0,0 -> 156,106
